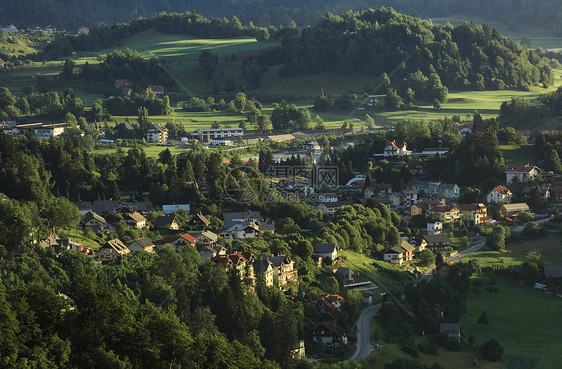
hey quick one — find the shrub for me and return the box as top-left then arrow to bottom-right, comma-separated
418,340 -> 438,355
480,339 -> 504,361
400,343 -> 419,358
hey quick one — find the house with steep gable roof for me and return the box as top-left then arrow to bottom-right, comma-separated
487,185 -> 512,204
98,239 -> 130,261
384,140 -> 410,157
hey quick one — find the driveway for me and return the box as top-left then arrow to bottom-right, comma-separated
348,304 -> 382,361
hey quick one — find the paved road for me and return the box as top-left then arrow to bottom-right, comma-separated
348,304 -> 382,361
511,216 -> 554,233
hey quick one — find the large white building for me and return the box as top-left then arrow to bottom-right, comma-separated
1,123 -> 65,137
383,140 -> 410,157
192,128 -> 244,142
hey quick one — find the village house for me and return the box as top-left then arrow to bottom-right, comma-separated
334,267 -> 355,285
411,238 -> 428,252
364,184 -> 393,199
421,147 -> 450,156
114,79 -> 130,89
435,261 -> 453,277
98,239 -> 130,261
429,205 -> 462,223
149,84 -> 166,96
440,323 -> 461,342
388,189 -> 418,210
198,244 -> 227,262
146,123 -> 169,144
263,133 -> 295,143
313,321 -> 348,347
314,243 -> 338,261
260,255 -> 299,287
169,233 -> 197,251
406,161 -> 427,175
410,180 -> 460,199
427,221 -> 443,235
254,258 -> 276,286
500,203 -> 530,217
162,204 -> 190,214
81,211 -> 116,233
220,220 -> 260,241
191,231 -> 218,244
459,124 -> 472,137
505,165 -> 540,185
422,234 -> 451,252
487,185 -> 512,204
521,186 -> 550,200
212,251 -> 255,280
314,294 -> 345,313
191,127 -> 244,142
383,247 -> 405,265
189,211 -> 211,227
124,212 -> 147,229
316,200 -> 354,215
515,130 -> 531,142
154,215 -> 182,230
460,203 -> 489,225
303,142 -> 321,151
128,238 -> 155,254
383,140 -> 410,157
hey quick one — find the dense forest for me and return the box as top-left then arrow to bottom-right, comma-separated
1,0 -> 562,34
260,8 -> 554,93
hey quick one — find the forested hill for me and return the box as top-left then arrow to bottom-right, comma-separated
261,8 -> 554,92
1,0 -> 561,33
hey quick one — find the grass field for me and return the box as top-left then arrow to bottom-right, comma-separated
93,143 -> 192,158
364,339 -> 501,369
463,276 -> 562,369
465,234 -> 562,269
500,145 -> 538,168
341,250 -> 413,293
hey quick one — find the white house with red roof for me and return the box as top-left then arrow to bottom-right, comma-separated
149,84 -> 166,96
384,140 -> 410,157
170,233 -> 197,251
487,186 -> 512,204
505,165 -> 540,185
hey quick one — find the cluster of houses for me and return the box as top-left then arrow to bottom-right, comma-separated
113,79 -> 166,97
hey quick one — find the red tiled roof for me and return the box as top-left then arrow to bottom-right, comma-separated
179,233 -> 197,244
505,165 -> 538,174
490,185 -> 511,195
385,139 -> 406,150
460,203 -> 486,211
150,84 -> 166,92
430,205 -> 458,212
114,79 -> 129,88
0,58 -> 5,64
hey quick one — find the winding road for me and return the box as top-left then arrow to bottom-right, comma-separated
347,304 -> 382,361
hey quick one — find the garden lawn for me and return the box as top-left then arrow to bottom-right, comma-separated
463,276 -> 562,369
500,145 -> 538,168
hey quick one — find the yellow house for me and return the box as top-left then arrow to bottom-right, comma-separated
429,205 -> 462,223
460,203 -> 488,225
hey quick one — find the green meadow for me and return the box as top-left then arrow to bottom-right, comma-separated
3,27 -> 562,132
463,276 -> 562,369
465,233 -> 562,269
500,145 -> 539,168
